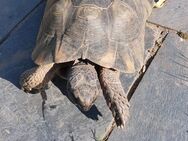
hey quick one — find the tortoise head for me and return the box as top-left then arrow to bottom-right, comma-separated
66,64 -> 100,111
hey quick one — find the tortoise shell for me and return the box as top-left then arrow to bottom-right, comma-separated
32,0 -> 153,73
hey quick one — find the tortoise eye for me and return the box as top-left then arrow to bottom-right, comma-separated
77,7 -> 100,20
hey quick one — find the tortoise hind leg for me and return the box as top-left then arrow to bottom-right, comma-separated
20,63 -> 55,93
98,68 -> 130,127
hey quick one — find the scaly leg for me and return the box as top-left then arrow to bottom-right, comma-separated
20,63 -> 55,93
98,68 -> 130,127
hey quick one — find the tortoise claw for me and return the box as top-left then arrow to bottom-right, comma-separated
154,0 -> 166,8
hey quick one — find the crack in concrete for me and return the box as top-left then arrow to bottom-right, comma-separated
127,29 -> 168,100
100,16 -> 188,139
100,120 -> 116,141
40,90 -> 47,120
101,24 -> 169,141
0,0 -> 45,46
147,20 -> 188,40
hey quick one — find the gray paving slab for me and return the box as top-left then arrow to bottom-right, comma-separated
149,0 -> 188,32
0,4 -> 163,140
0,78 -> 49,141
0,4 -> 47,141
1,1 -> 185,141
0,0 -> 42,42
109,33 -> 188,141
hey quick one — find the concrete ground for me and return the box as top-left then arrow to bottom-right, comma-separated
0,0 -> 187,141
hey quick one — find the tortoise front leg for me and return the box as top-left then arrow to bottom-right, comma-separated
98,68 -> 130,127
20,63 -> 55,93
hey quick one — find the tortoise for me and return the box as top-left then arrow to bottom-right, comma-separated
20,0 -> 166,127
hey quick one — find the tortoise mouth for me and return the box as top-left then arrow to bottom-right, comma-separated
79,103 -> 93,111
76,94 -> 96,111
66,88 -> 97,112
